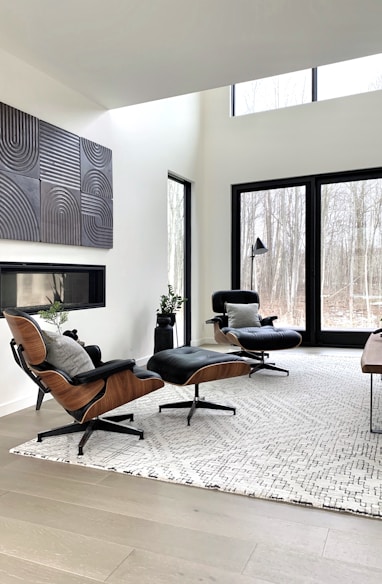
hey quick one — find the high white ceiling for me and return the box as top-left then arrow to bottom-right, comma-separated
0,0 -> 382,109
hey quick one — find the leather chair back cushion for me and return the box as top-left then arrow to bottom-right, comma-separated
212,290 -> 260,314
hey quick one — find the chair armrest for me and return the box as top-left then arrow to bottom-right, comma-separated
72,358 -> 136,385
206,315 -> 225,325
84,344 -> 103,367
260,315 -> 278,326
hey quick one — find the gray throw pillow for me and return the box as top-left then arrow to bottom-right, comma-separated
225,302 -> 261,328
42,330 -> 95,377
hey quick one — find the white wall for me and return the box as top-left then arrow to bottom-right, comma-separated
106,96 -> 202,359
0,49 -> 201,415
199,86 -> 382,343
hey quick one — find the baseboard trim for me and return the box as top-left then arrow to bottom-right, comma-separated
0,394 -> 52,417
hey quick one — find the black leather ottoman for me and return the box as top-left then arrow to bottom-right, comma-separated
147,346 -> 250,425
225,326 -> 302,375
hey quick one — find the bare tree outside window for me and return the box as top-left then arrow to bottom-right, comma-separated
233,53 -> 382,116
321,179 -> 382,329
167,177 -> 185,346
240,187 -> 306,328
239,179 -> 382,333
234,69 -> 311,115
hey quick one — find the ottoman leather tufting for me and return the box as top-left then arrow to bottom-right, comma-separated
147,346 -> 250,425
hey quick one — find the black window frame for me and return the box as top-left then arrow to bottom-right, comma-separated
232,166 -> 382,348
167,174 -> 192,346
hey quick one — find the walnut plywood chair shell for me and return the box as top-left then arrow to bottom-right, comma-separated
4,308 -> 164,455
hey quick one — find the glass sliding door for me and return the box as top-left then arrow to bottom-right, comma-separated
167,175 -> 191,346
320,178 -> 382,335
233,169 -> 382,348
238,185 -> 306,330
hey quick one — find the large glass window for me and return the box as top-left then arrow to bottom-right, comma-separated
233,169 -> 382,347
321,178 -> 382,330
240,187 -> 306,328
167,175 -> 191,346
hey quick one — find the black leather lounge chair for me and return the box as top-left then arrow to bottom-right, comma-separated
206,290 -> 302,376
4,308 -> 164,454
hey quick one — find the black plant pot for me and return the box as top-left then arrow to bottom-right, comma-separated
157,313 -> 176,326
154,314 -> 175,353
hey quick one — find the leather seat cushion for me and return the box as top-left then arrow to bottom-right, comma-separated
147,346 -> 246,385
223,325 -> 302,351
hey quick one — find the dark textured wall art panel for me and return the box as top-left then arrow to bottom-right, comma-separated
0,101 -> 113,248
40,181 -> 81,246
0,103 -> 39,178
80,138 -> 112,198
0,170 -> 40,241
40,121 -> 80,189
81,192 -> 113,248
81,169 -> 113,199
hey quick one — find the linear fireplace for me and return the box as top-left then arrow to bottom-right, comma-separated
0,262 -> 105,315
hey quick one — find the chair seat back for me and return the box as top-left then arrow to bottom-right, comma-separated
212,290 -> 260,314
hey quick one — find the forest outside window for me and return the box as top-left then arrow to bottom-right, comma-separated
167,175 -> 191,346
232,168 -> 382,347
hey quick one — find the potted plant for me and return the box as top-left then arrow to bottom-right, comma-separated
157,285 -> 187,325
154,285 -> 187,353
38,301 -> 69,334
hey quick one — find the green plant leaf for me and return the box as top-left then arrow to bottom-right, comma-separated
38,301 -> 69,333
157,284 -> 187,314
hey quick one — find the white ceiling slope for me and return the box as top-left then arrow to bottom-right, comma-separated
0,0 -> 382,109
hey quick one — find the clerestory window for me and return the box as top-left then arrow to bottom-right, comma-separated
232,53 -> 382,116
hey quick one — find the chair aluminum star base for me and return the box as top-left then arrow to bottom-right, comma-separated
248,351 -> 289,376
37,413 -> 143,456
159,383 -> 236,426
228,346 -> 288,376
229,348 -> 270,362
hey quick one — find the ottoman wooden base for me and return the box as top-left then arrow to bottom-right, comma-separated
147,346 -> 250,425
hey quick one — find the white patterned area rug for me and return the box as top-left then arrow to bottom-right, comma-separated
10,352 -> 382,518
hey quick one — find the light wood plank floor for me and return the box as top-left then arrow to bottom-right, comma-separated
1,347 -> 382,583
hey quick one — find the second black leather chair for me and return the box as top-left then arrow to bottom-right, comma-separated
206,290 -> 302,376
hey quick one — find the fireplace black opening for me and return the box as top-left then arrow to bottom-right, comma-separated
0,262 -> 105,315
